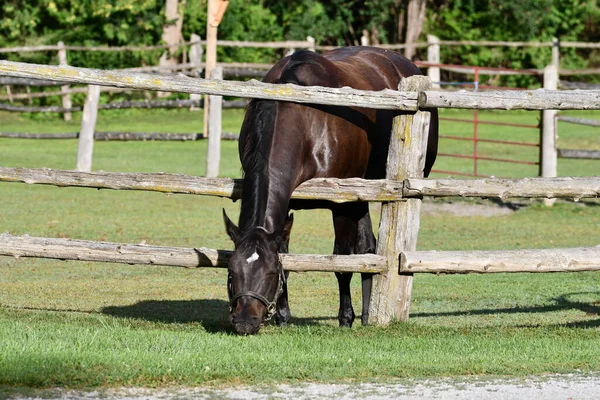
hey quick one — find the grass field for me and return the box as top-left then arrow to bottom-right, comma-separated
0,107 -> 599,388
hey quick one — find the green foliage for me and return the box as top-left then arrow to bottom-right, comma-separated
0,0 -> 164,68
0,0 -> 599,83
429,0 -> 599,86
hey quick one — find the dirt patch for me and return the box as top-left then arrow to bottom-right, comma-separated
371,199 -> 523,218
421,200 -> 519,217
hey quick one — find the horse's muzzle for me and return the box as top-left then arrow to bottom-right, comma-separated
232,316 -> 262,335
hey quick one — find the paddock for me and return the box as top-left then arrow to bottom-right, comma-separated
0,59 -> 599,324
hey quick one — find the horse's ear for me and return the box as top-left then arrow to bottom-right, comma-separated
282,213 -> 294,243
222,209 -> 240,244
276,213 -> 294,253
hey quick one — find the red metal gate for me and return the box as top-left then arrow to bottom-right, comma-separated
417,64 -> 542,177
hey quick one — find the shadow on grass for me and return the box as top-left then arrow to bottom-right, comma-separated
412,291 -> 600,328
101,299 -> 233,334
101,300 -> 340,333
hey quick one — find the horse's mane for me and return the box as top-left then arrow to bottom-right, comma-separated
238,99 -> 276,233
237,51 -> 340,234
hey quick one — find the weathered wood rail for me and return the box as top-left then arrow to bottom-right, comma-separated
2,233 -> 598,275
0,60 -> 418,111
2,60 -> 600,110
0,99 -> 249,113
401,247 -> 600,274
556,110 -> 600,161
2,167 -> 599,201
0,233 -> 386,274
558,149 -> 600,160
0,132 -> 240,141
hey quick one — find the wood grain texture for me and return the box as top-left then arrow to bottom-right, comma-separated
400,247 -> 600,273
403,176 -> 600,199
420,89 -> 600,110
0,233 -> 387,273
0,60 -> 419,111
369,75 -> 432,325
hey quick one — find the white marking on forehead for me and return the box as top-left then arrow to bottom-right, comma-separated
246,252 -> 259,263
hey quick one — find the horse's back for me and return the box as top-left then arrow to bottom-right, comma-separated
265,46 -> 418,91
250,46 -> 438,183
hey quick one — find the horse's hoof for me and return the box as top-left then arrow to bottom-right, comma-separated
338,319 -> 354,328
361,316 -> 369,326
275,313 -> 291,326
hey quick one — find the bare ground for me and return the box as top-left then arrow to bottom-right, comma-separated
5,374 -> 600,399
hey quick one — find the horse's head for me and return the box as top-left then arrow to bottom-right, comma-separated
222,210 -> 293,335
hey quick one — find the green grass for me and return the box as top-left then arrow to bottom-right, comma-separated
0,108 -> 599,388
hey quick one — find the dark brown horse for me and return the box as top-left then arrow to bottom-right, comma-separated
223,46 -> 438,334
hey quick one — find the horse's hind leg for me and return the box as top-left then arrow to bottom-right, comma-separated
332,202 -> 374,327
357,209 -> 376,325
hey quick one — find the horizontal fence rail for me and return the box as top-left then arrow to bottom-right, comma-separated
557,149 -> 600,160
0,167 -> 403,203
0,132 -> 240,141
3,233 -> 598,275
419,89 -> 600,110
0,99 -> 249,113
401,247 -> 600,273
403,176 -> 600,199
3,39 -> 599,54
1,167 -> 599,201
2,61 -> 600,110
0,233 -> 386,274
557,116 -> 600,127
0,39 -> 312,53
0,61 -> 418,111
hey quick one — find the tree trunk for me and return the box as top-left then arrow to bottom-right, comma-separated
159,0 -> 186,97
404,0 -> 427,60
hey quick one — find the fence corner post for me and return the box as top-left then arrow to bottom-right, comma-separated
427,35 -> 440,89
57,41 -> 72,121
368,75 -> 432,325
206,67 -> 223,178
77,85 -> 100,172
189,33 -> 204,110
540,64 -> 558,206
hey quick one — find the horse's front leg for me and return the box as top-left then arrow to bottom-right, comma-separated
275,271 -> 291,325
335,271 -> 355,327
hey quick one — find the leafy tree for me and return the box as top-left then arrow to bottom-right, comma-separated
0,0 -> 165,67
428,0 -> 597,86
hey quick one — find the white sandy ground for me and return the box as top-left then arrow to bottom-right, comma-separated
6,374 -> 600,399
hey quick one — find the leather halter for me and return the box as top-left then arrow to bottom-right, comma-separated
227,261 -> 286,322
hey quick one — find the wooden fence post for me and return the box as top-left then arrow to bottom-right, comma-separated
427,35 -> 441,89
307,36 -> 316,52
552,37 -> 560,69
369,75 -> 432,325
540,64 -> 558,206
77,85 -> 100,172
203,0 -> 229,138
57,41 -> 72,121
188,33 -> 203,109
361,30 -> 370,46
206,67 -> 223,178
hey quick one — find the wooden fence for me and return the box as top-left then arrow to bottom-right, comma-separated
0,59 -> 600,324
556,115 -> 600,161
